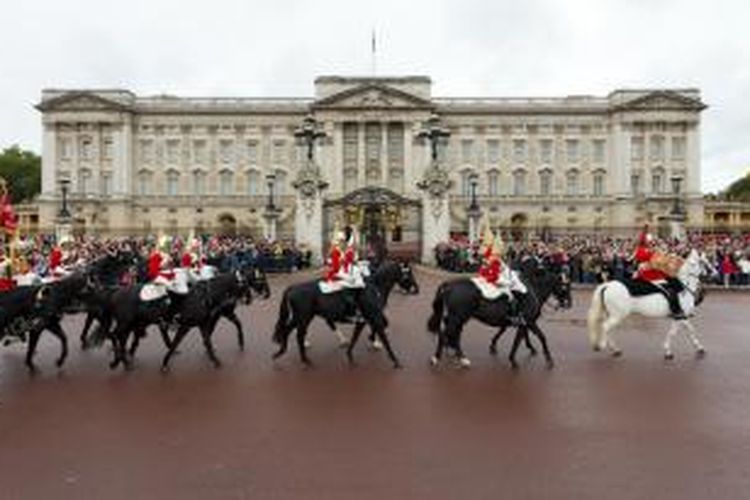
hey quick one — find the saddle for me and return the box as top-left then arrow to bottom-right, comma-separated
318,265 -> 366,294
471,277 -> 511,301
620,278 -> 677,298
139,283 -> 169,302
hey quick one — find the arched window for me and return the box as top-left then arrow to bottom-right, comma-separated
593,171 -> 606,197
166,170 -> 180,196
137,170 -> 152,196
651,168 -> 665,194
193,171 -> 206,196
460,170 -> 473,197
513,170 -> 527,196
274,170 -> 287,197
487,170 -> 499,197
539,170 -> 553,197
78,169 -> 92,194
219,170 -> 234,196
566,170 -> 579,196
246,170 -> 260,196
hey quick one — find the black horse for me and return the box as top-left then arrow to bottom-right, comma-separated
321,260 -> 419,347
272,275 -> 400,368
23,272 -> 92,373
427,261 -> 571,370
159,269 -> 259,372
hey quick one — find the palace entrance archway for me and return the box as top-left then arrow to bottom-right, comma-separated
323,187 -> 422,261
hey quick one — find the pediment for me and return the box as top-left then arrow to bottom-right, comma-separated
614,91 -> 706,112
37,92 -> 132,112
313,84 -> 433,110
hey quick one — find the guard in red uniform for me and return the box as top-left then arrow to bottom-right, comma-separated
147,247 -> 163,282
342,229 -> 356,274
325,232 -> 344,282
48,246 -> 63,273
632,227 -> 684,319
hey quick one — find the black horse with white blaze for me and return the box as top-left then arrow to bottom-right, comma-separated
427,260 -> 572,369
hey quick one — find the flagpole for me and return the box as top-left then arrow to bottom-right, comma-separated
371,28 -> 377,76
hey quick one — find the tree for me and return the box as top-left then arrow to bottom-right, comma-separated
0,145 -> 41,203
723,171 -> 750,202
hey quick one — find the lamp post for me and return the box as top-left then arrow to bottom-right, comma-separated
59,178 -> 71,219
467,172 -> 481,244
668,175 -> 685,240
417,113 -> 451,164
265,172 -> 280,241
670,175 -> 683,216
294,114 -> 327,163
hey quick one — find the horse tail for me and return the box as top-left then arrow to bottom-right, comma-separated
587,284 -> 608,348
427,283 -> 447,335
273,288 -> 292,344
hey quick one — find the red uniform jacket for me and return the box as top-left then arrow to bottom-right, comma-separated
181,252 -> 193,268
325,246 -> 342,282
343,246 -> 355,273
633,245 -> 668,281
49,247 -> 62,271
480,256 -> 501,284
147,252 -> 162,281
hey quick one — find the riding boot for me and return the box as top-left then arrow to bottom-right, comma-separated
668,292 -> 686,320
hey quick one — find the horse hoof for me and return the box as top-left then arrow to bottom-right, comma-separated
612,350 -> 623,358
489,346 -> 497,356
529,350 -> 538,358
213,362 -> 222,369
429,356 -> 439,367
664,353 -> 675,361
304,340 -> 312,348
510,362 -> 519,371
160,365 -> 170,374
458,357 -> 472,369
546,359 -> 555,369
370,340 -> 383,351
56,358 -> 65,368
696,348 -> 707,359
338,340 -> 350,349
593,345 -> 601,352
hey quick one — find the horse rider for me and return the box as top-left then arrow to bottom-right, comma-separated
478,232 -> 526,325
632,226 -> 685,319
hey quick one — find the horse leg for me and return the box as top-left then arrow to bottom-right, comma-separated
158,321 -> 173,351
80,312 -> 96,350
326,318 -> 348,348
128,327 -> 143,359
600,316 -> 623,356
25,326 -> 43,375
523,329 -> 538,356
508,326 -> 525,370
161,325 -> 190,373
444,317 -> 470,368
200,323 -> 222,368
224,310 -> 245,351
373,327 -> 402,369
296,323 -> 313,367
680,319 -> 706,358
369,327 -> 383,351
489,326 -> 508,355
109,324 -> 127,370
47,321 -> 69,368
528,322 -> 554,369
663,321 -> 679,360
346,321 -> 366,366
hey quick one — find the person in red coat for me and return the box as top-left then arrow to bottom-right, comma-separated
147,247 -> 163,282
48,246 -> 63,273
632,227 -> 684,319
325,232 -> 344,282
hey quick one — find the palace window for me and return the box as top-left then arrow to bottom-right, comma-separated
513,139 -> 526,163
566,139 -> 579,164
192,171 -> 206,195
461,139 -> 474,164
192,139 -> 207,164
246,141 -> 258,164
80,137 -> 93,161
100,172 -> 112,197
631,173 -> 642,196
566,170 -> 579,196
487,139 -> 500,164
460,170 -> 473,197
137,171 -> 152,196
166,139 -> 180,164
219,140 -> 234,164
593,172 -> 605,197
671,136 -> 686,159
513,170 -> 527,196
487,170 -> 499,196
388,168 -> 404,194
102,138 -> 114,160
539,171 -> 552,197
274,170 -> 287,196
650,135 -> 665,160
78,169 -> 92,194
272,140 -> 286,164
219,170 -> 234,196
539,139 -> 553,164
166,171 -> 180,196
246,170 -> 260,196
60,138 -> 73,160
651,169 -> 664,194
139,139 -> 154,164
631,137 -> 644,161
592,139 -> 606,163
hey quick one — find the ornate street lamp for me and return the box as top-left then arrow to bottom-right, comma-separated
294,114 -> 327,163
264,172 -> 280,242
670,175 -> 683,216
468,172 -> 479,211
59,178 -> 71,219
416,113 -> 451,164
266,172 -> 277,212
466,172 -> 481,244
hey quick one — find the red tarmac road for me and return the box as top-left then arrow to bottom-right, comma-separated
1,268 -> 749,499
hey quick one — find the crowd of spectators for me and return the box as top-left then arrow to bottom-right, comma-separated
435,232 -> 750,287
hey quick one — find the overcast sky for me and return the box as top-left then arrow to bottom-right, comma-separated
1,0 -> 748,192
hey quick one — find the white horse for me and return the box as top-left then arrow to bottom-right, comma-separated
587,249 -> 706,360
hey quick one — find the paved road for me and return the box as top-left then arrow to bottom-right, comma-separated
1,269 -> 749,499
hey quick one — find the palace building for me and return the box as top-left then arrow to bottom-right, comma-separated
36,76 -> 707,260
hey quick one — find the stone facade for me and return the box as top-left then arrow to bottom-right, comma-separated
36,76 -> 707,254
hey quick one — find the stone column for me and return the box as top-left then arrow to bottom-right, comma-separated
381,122 -> 388,188
417,167 -> 452,264
686,122 -> 701,196
293,162 -> 328,264
358,122 -> 366,187
41,122 -> 57,196
264,211 -> 279,241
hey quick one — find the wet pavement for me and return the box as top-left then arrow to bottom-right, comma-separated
1,268 -> 749,499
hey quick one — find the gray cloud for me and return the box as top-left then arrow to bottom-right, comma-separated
1,0 -> 747,192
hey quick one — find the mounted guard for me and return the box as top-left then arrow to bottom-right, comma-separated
632,226 -> 685,319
